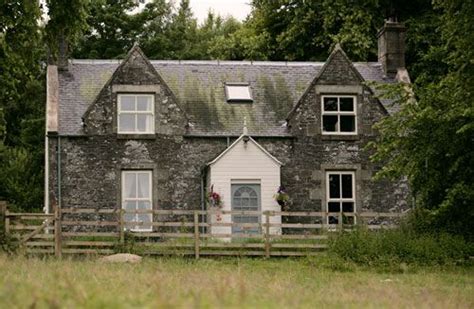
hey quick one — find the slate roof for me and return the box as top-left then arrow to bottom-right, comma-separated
58,60 -> 396,136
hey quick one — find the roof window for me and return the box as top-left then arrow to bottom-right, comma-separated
225,83 -> 253,103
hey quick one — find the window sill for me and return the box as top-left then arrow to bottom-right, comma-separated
321,134 -> 359,141
117,134 -> 156,140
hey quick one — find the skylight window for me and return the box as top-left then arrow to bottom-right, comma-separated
225,83 -> 253,102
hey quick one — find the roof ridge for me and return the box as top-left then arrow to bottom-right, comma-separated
69,59 -> 329,66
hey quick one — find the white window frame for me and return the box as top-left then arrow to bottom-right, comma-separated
117,94 -> 155,134
225,83 -> 253,102
121,170 -> 153,232
326,171 -> 356,225
321,95 -> 357,135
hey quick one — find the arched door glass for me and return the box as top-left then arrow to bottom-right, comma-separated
231,184 -> 261,234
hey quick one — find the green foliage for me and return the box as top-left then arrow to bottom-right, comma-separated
45,0 -> 89,61
0,1 -> 45,211
328,226 -> 474,269
369,0 -> 474,241
0,147 -> 44,211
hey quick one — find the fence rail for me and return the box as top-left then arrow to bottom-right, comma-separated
1,203 -> 407,258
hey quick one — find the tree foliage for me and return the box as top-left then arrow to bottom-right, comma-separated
0,1 -> 45,211
370,0 -> 474,240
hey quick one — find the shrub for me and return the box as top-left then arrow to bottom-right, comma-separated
328,226 -> 474,268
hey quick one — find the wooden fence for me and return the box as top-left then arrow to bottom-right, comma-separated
1,203 -> 405,258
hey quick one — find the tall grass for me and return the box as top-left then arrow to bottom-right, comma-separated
328,226 -> 474,269
0,255 -> 472,308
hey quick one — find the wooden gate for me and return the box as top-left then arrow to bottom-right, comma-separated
2,206 -> 57,255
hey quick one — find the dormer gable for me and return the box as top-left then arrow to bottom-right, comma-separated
82,45 -> 188,136
286,44 -> 388,138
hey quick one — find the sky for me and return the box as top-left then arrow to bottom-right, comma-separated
41,0 -> 252,24
188,0 -> 251,23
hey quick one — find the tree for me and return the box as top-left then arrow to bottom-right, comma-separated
0,1 -> 45,210
370,0 -> 474,240
45,0 -> 89,61
74,0 -> 172,59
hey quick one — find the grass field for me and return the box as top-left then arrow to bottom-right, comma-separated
0,254 -> 472,308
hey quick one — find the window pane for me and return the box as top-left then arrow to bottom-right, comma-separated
137,173 -> 150,198
343,215 -> 355,225
124,173 -> 136,198
328,216 -> 338,224
120,96 -> 135,111
124,213 -> 135,226
137,201 -> 151,210
329,174 -> 340,198
328,202 -> 340,212
137,96 -> 152,111
340,97 -> 354,111
340,115 -> 355,132
323,115 -> 338,132
226,85 -> 252,101
341,174 -> 353,198
124,201 -> 137,211
323,97 -> 338,111
137,114 -> 153,133
342,202 -> 354,212
119,114 -> 135,132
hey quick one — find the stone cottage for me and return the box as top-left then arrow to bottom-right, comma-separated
45,21 -> 410,233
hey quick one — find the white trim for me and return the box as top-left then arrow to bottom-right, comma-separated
321,95 -> 357,135
325,171 -> 356,224
231,179 -> 261,184
121,170 -> 153,232
117,94 -> 155,134
207,134 -> 282,166
225,83 -> 253,102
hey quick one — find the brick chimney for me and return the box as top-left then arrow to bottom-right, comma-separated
377,19 -> 406,76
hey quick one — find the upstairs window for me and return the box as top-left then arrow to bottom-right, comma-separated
118,94 -> 154,134
326,171 -> 356,225
321,95 -> 357,134
225,83 -> 253,102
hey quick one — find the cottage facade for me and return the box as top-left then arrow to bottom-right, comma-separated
45,21 -> 410,232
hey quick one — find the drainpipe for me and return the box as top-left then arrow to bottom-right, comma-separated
57,136 -> 61,211
44,136 -> 49,214
200,167 -> 206,234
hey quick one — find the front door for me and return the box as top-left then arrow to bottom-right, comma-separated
231,184 -> 261,234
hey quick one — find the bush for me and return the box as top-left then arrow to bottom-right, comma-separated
0,220 -> 17,254
328,225 -> 474,268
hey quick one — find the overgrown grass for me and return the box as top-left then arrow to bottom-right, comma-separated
0,254 -> 472,308
327,226 -> 474,270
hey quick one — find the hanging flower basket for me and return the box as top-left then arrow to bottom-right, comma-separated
274,186 -> 291,211
207,185 -> 223,221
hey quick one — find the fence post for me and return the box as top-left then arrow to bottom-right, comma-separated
338,212 -> 343,231
119,209 -> 125,244
264,211 -> 270,258
54,205 -> 62,258
194,211 -> 200,259
0,201 -> 7,235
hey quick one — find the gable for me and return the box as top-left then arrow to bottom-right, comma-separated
286,45 -> 392,124
81,45 -> 187,135
208,135 -> 282,167
317,46 -> 364,85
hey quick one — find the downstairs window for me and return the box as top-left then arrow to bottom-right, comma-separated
122,170 -> 153,231
326,171 -> 356,225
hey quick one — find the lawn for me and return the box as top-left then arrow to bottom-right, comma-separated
0,254 -> 472,308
